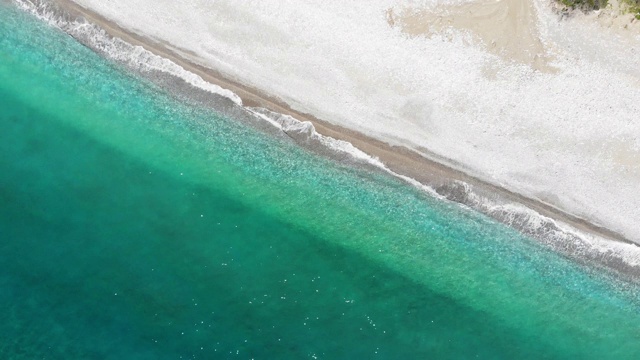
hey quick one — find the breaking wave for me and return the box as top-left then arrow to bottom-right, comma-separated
13,0 -> 242,105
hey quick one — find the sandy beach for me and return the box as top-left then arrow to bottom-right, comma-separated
387,0 -> 556,72
48,0 -> 636,246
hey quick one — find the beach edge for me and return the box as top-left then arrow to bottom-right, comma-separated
47,0 -> 637,250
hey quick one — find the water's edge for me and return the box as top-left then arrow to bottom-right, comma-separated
13,0 -> 640,281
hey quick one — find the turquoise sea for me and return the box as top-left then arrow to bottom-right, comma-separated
2,3 -> 640,359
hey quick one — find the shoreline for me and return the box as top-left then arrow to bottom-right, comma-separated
49,0 -> 635,250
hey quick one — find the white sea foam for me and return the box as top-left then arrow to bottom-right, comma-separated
261,102 -> 640,273
249,108 -> 384,165
247,107 -> 443,198
13,0 -> 242,105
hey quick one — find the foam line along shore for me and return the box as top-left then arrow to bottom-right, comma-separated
49,0 -> 640,245
15,0 -> 640,278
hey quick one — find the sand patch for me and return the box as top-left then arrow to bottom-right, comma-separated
387,0 -> 556,72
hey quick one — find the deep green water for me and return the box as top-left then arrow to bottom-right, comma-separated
2,3 -> 640,359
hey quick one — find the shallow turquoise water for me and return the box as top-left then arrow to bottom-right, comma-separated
2,3 -> 640,359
